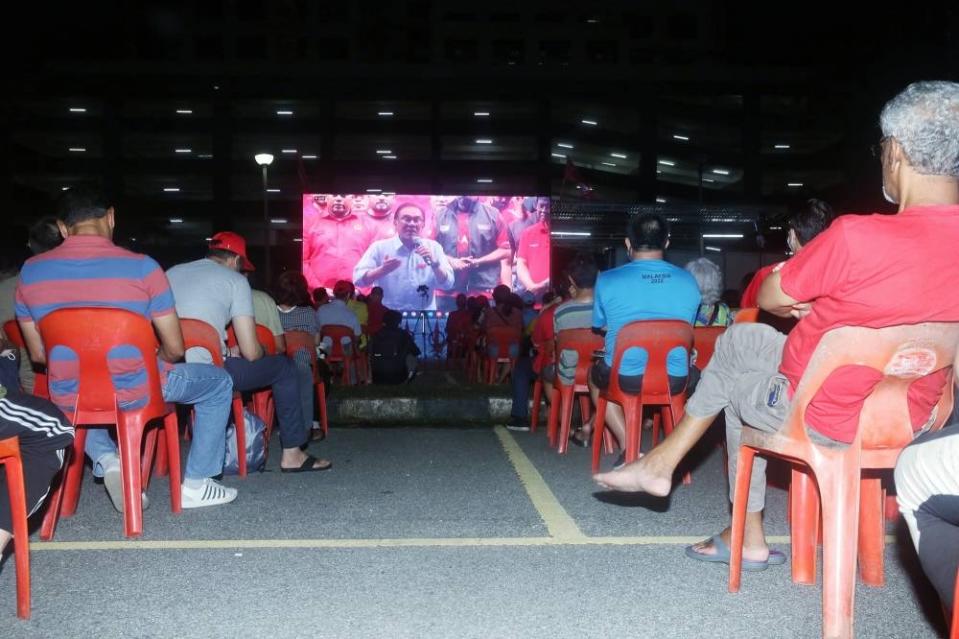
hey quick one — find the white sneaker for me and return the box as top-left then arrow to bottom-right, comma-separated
181,478 -> 238,509
103,466 -> 149,513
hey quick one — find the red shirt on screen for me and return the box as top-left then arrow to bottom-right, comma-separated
740,262 -> 777,309
778,205 -> 959,443
516,222 -> 551,283
303,211 -> 375,290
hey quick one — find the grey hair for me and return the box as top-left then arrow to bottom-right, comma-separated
879,81 -> 959,177
684,257 -> 723,306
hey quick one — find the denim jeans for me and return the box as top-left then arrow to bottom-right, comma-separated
85,363 -> 234,480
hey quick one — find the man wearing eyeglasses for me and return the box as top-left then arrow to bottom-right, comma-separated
353,203 -> 454,311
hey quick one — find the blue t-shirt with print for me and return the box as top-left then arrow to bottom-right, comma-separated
592,259 -> 701,377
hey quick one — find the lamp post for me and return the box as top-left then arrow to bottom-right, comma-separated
254,153 -> 274,285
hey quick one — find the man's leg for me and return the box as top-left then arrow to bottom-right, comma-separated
895,427 -> 959,613
225,355 -> 330,471
509,357 -> 533,420
162,364 -> 233,480
595,323 -> 787,496
291,351 -> 315,431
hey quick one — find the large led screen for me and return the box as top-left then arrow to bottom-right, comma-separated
302,194 -> 551,311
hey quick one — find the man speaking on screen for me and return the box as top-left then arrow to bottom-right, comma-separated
353,203 -> 454,310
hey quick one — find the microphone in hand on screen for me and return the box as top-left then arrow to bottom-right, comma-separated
413,238 -> 433,266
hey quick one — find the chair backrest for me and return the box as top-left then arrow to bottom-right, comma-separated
554,328 -> 604,387
284,330 -> 318,379
2,320 -> 24,348
37,308 -> 167,421
789,322 -> 959,451
487,325 -> 521,360
180,319 -> 226,366
693,326 -> 726,369
225,324 -> 277,355
733,308 -> 759,323
609,320 -> 695,399
320,324 -> 356,359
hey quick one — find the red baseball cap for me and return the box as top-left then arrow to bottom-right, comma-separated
332,280 -> 354,297
209,231 -> 255,271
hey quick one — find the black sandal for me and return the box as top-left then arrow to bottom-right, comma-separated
569,429 -> 591,448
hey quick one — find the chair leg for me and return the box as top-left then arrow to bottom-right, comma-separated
546,386 -> 561,448
5,453 -> 31,619
815,457 -> 861,639
578,395 -> 591,425
316,381 -> 328,438
163,412 -> 182,513
951,570 -> 959,639
728,445 -> 756,593
154,431 -> 169,478
591,397 -> 608,474
789,466 -> 819,585
116,421 -> 146,538
140,426 -> 158,490
557,387 -> 576,455
530,381 -> 543,433
59,428 -> 88,519
623,399 -> 642,464
858,476 -> 885,587
232,397 -> 247,478
651,412 -> 661,446
661,406 -> 692,485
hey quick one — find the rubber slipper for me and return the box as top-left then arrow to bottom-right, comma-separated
684,534 -> 778,572
569,429 -> 591,448
280,455 -> 333,473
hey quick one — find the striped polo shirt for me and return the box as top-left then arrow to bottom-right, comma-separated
15,235 -> 176,414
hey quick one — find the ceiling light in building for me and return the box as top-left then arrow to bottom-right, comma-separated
163,188 -> 180,192
769,226 -> 783,230
270,218 -> 287,224
176,109 -> 193,115
366,188 -> 382,193
382,155 -> 397,159
69,107 -> 87,113
656,169 -> 662,174
656,197 -> 667,204
375,149 -> 392,154
275,110 -> 294,116
601,162 -> 616,167
703,178 -> 716,183
473,111 -> 490,117
266,188 -> 281,193
551,152 -> 566,159
556,142 -> 574,149
476,178 -> 493,183
702,234 -> 743,239
197,153 -> 213,159
657,159 -> 675,166
580,119 -> 598,126
712,168 -> 730,175
254,153 -> 274,166
673,134 -> 689,141
281,149 -> 297,154
475,138 -> 493,144
169,217 -> 184,223
377,111 -> 394,116
586,17 -> 599,24
774,144 -> 791,149
551,231 -> 592,237
705,246 -> 722,252
787,182 -> 804,187
174,148 -> 192,154
610,152 -> 627,159
61,186 -> 70,191
301,154 -> 317,160
68,147 -> 86,152
293,238 -> 303,243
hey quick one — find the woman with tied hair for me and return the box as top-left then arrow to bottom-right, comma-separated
684,258 -> 733,327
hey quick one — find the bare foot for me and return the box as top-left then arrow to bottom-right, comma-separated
593,453 -> 673,496
280,448 -> 331,471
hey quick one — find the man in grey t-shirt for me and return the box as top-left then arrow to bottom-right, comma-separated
167,232 -> 331,472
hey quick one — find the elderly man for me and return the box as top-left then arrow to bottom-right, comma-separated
353,203 -> 454,310
595,81 -> 959,572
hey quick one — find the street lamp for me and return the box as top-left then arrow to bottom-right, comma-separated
254,153 -> 274,285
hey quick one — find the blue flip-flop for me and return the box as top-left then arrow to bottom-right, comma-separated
685,534 -> 787,572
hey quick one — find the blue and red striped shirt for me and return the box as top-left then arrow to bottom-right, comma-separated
15,235 -> 176,414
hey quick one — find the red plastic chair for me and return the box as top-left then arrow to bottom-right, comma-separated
951,569 -> 959,639
590,320 -> 694,479
0,436 -> 30,618
3,320 -> 49,399
693,325 -> 725,370
284,330 -> 328,439
320,324 -> 359,385
226,324 -> 276,434
530,339 -> 555,433
37,308 -> 181,539
548,329 -> 605,453
728,322 -> 959,639
485,326 -> 521,384
180,319 -> 249,478
733,307 -> 759,323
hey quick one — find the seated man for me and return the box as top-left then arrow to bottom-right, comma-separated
365,286 -> 389,335
16,188 -> 237,509
167,232 -> 331,473
369,310 -> 420,384
595,81 -> 959,569
588,213 -> 701,459
316,280 -> 362,355
0,388 -> 74,554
